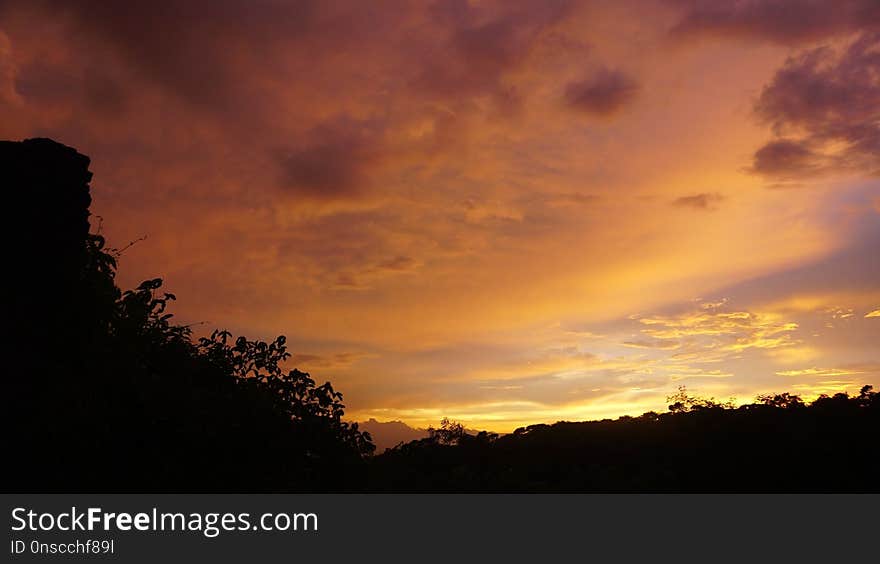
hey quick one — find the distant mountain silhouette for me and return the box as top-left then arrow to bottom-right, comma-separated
358,419 -> 429,453
3,138 -> 878,493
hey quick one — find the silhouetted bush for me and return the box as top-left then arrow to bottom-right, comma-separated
4,138 -> 373,492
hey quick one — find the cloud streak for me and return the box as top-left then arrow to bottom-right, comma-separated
672,192 -> 724,210
670,0 -> 880,44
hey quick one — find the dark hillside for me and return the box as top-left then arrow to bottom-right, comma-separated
369,390 -> 879,492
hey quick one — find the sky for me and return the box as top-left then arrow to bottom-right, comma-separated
1,0 -> 879,432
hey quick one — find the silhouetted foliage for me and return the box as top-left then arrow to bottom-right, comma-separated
667,385 -> 737,413
5,138 -> 372,491
197,330 -> 374,458
756,392 -> 805,409
427,418 -> 468,446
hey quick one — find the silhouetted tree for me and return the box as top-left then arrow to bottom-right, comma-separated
197,330 -> 374,457
4,138 -> 373,492
756,392 -> 805,409
666,385 -> 736,412
427,418 -> 468,446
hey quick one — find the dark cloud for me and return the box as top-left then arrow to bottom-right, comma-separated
1,0 -> 574,124
279,118 -> 385,198
672,192 -> 724,210
2,0 -> 581,204
6,0 -> 319,107
670,0 -> 880,44
751,33 -> 880,178
412,0 -> 572,102
377,256 -> 416,271
325,255 -> 420,291
751,139 -> 823,178
81,68 -> 128,116
12,59 -> 127,117
13,60 -> 80,104
2,0 -> 418,117
276,208 -> 396,274
564,68 -> 639,117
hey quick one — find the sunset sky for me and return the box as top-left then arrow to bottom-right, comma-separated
2,0 -> 879,431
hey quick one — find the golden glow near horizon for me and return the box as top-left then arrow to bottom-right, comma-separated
1,0 -> 878,432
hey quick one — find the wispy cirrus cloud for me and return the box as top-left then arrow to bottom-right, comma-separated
636,308 -> 799,350
776,366 -> 870,378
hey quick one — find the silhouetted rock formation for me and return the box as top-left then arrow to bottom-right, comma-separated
4,138 -> 94,347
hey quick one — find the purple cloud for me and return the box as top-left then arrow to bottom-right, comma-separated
750,33 -> 880,178
564,68 -> 639,117
670,0 -> 880,44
